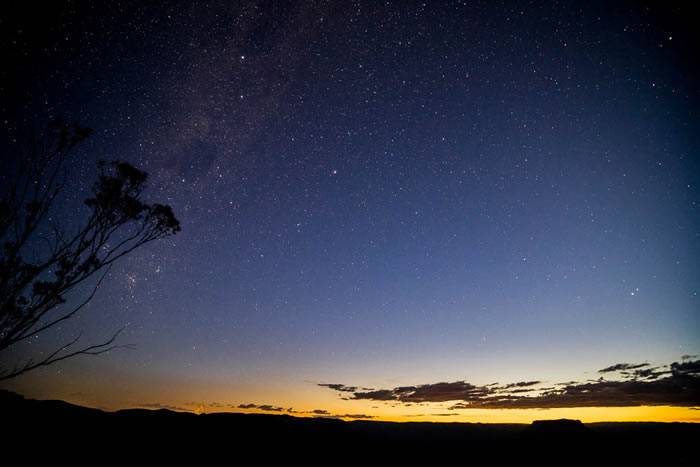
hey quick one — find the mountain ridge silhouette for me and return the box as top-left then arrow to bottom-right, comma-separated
2,389 -> 697,463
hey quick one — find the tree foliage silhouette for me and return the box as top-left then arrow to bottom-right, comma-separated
0,120 -> 180,381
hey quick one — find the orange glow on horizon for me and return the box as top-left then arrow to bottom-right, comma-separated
65,393 -> 700,424
6,364 -> 698,424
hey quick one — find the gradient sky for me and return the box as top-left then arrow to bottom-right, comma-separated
1,0 -> 698,423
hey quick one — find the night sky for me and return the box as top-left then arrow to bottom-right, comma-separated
1,1 -> 699,422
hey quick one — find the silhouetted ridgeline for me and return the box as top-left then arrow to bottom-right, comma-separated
2,390 -> 697,463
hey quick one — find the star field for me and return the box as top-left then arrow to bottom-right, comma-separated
1,0 -> 698,421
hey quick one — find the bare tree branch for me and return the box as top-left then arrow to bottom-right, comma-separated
0,120 -> 179,380
0,327 -> 133,381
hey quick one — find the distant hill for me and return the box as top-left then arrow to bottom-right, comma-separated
1,390 -> 697,463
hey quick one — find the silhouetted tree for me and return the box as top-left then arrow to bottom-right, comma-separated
0,119 -> 180,381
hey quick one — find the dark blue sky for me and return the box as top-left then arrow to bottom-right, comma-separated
2,1 -> 699,420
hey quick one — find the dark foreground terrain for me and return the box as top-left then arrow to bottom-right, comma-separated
2,390 -> 697,463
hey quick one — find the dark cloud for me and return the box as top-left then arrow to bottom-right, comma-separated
672,360 -> 700,376
136,402 -> 373,420
598,363 -> 672,381
257,405 -> 285,412
629,367 -> 669,380
599,363 -> 650,373
293,408 -> 374,419
496,381 -> 542,392
317,384 -> 358,393
506,388 -> 541,394
337,413 -> 374,419
351,389 -> 397,401
320,358 -> 700,410
447,403 -> 473,411
321,381 -> 498,404
238,403 -> 285,412
505,380 -> 541,388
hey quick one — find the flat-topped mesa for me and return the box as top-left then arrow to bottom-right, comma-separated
525,419 -> 590,438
